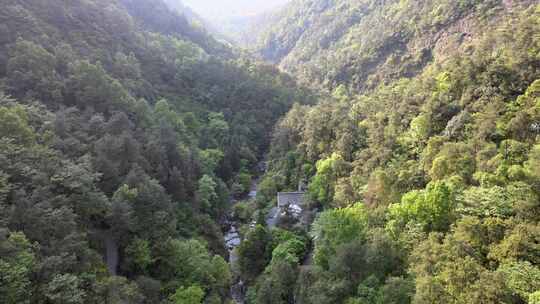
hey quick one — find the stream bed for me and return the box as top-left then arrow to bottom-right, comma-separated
225,177 -> 280,303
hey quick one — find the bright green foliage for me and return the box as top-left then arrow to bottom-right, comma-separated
209,255 -> 232,291
269,229 -> 308,266
0,231 -> 36,304
311,203 -> 368,268
0,105 -> 35,145
399,114 -> 430,152
271,238 -> 306,265
250,1 -> 540,303
247,229 -> 307,303
125,238 -> 153,274
308,153 -> 350,207
498,261 -> 540,301
200,149 -> 224,174
196,174 -> 218,212
460,183 -> 538,219
388,181 -> 456,232
259,7 -> 540,302
170,285 -> 204,304
530,291 -> 540,304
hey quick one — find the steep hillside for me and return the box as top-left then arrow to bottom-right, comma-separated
163,0 -> 291,47
161,0 -> 228,44
0,0 -> 311,303
239,3 -> 540,304
255,0 -> 536,92
2,0 -> 540,303
118,0 -> 225,54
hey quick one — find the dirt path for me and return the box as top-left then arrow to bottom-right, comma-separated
94,229 -> 119,276
104,231 -> 119,276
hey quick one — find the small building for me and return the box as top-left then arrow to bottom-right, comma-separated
277,192 -> 305,209
275,190 -> 316,227
277,191 -> 305,219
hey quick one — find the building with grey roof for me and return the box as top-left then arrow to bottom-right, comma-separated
277,192 -> 305,208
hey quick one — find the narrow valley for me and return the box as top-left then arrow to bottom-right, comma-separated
0,1 -> 539,304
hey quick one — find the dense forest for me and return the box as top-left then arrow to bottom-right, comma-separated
254,0 -> 538,93
0,0 -> 311,303
239,1 -> 540,304
1,0 -> 539,304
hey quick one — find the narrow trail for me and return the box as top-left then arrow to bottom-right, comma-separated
104,232 -> 119,276
93,229 -> 119,276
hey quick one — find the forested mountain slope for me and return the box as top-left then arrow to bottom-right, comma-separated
254,0 -> 536,92
238,2 -> 540,304
2,0 -> 540,304
0,0 -> 311,303
161,0 -> 207,28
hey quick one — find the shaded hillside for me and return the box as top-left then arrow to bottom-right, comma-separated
238,3 -> 540,304
254,0 -> 536,92
118,0 -> 229,55
0,0 -> 312,303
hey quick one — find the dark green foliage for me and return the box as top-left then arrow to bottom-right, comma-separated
6,39 -> 63,104
245,228 -> 308,304
237,225 -> 273,283
2,0 -> 540,302
95,276 -> 145,304
0,0 -> 311,303
248,259 -> 298,304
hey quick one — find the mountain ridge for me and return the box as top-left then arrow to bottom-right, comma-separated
1,1 -> 539,303
252,0 -> 537,93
